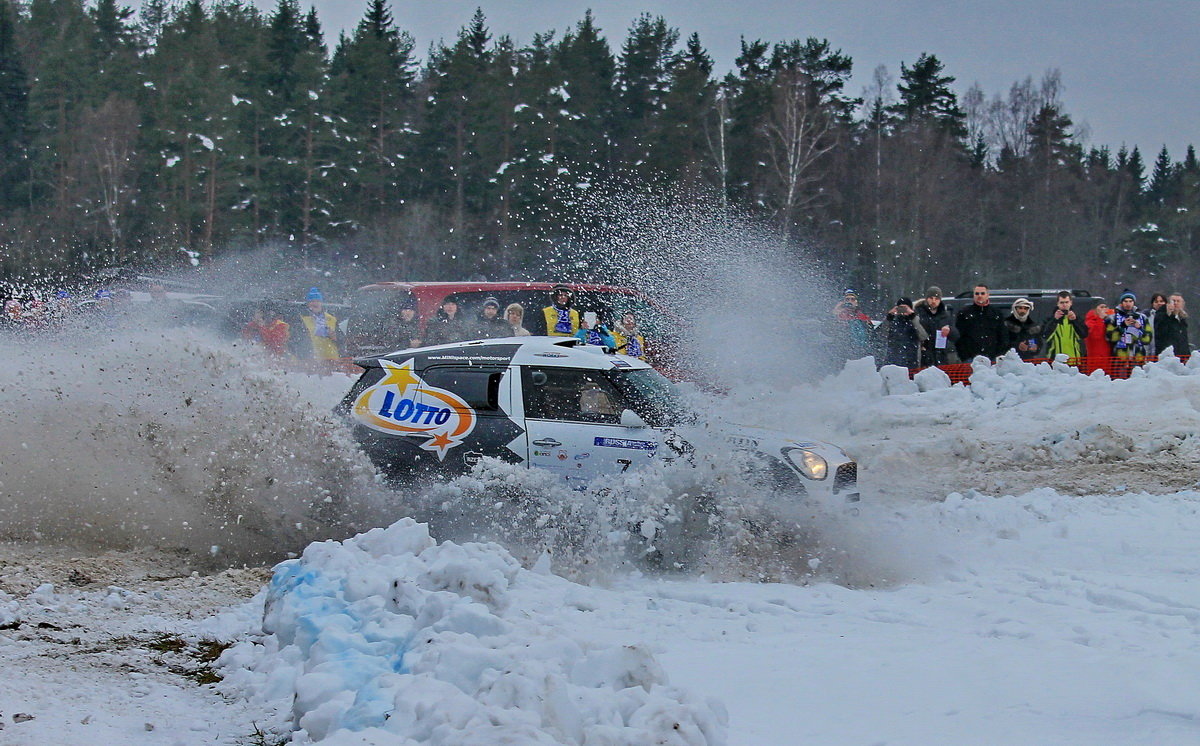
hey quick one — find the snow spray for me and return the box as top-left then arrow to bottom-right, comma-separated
0,324 -> 389,567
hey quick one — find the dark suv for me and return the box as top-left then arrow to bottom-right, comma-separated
942,288 -> 1105,320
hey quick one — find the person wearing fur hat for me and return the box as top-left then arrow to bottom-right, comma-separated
883,297 -> 925,368
505,303 -> 532,336
1153,293 -> 1189,356
914,286 -> 957,366
1106,290 -> 1152,362
1004,297 -> 1043,360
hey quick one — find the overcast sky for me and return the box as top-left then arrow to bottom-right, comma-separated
302,0 -> 1198,159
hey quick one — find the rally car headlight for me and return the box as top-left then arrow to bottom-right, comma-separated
783,448 -> 828,480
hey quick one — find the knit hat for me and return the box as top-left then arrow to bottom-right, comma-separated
924,286 -> 942,299
305,287 -> 323,302
1012,297 -> 1033,309
1119,290 -> 1136,302
896,297 -> 914,308
482,296 -> 500,309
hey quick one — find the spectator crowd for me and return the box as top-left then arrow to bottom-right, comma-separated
5,278 -> 1186,377
1,282 -> 650,373
835,285 -> 1190,372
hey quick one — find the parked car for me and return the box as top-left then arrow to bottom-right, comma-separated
942,288 -> 1105,321
335,336 -> 859,502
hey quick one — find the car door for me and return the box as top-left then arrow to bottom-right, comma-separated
520,366 -> 659,484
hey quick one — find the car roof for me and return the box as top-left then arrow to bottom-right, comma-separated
953,288 -> 1093,298
366,335 -> 653,372
356,281 -> 641,294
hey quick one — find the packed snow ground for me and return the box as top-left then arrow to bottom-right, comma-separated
5,343 -> 1200,743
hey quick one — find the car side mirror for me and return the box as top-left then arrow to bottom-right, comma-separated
620,409 -> 647,428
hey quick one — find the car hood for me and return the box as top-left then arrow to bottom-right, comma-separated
672,421 -> 853,465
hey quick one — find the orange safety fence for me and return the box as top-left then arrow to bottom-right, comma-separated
909,354 -> 1192,384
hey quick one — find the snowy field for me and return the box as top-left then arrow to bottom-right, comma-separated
4,332 -> 1200,744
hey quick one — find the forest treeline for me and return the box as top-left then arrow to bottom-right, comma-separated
0,0 -> 1197,298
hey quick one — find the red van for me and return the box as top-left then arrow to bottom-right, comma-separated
343,281 -> 676,365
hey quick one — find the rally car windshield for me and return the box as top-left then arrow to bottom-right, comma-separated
604,368 -> 695,428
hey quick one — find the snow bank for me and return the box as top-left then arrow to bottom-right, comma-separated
726,349 -> 1200,498
219,518 -> 727,745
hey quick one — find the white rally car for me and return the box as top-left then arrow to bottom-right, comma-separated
336,337 -> 858,502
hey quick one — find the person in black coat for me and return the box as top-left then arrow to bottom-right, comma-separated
883,297 -> 925,368
473,296 -> 512,339
914,286 -> 958,366
955,284 -> 1008,361
424,298 -> 473,345
1154,293 -> 1190,355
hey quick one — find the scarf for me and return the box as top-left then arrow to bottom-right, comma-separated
554,305 -> 572,334
625,335 -> 643,357
585,328 -> 603,345
312,312 -> 330,338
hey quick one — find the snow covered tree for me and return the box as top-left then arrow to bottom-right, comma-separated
328,0 -> 416,226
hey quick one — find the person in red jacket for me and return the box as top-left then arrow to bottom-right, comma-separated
1083,302 -> 1111,374
243,304 -> 291,358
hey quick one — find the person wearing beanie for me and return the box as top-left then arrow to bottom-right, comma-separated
1106,290 -> 1152,364
883,296 -> 925,368
1003,297 -> 1043,360
474,296 -> 510,339
914,286 -> 957,366
955,283 -> 1007,361
296,287 -> 340,365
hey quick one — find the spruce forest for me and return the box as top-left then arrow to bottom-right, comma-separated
1,0 -> 1197,299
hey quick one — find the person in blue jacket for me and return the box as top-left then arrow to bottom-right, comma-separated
574,311 -> 616,348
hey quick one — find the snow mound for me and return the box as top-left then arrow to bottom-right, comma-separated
218,518 -> 727,745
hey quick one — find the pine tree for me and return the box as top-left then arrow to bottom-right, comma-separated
890,53 -> 965,140
421,9 -> 494,245
614,13 -> 677,177
0,0 -> 29,207
658,32 -> 715,188
328,0 -> 416,227
552,11 -> 616,168
90,0 -> 139,99
725,38 -> 772,205
1146,145 -> 1177,206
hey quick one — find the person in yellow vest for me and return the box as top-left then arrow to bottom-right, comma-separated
298,287 -> 340,365
542,284 -> 580,337
612,311 -> 648,360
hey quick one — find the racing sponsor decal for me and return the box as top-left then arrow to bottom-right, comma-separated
594,436 -> 657,450
352,359 -> 477,460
